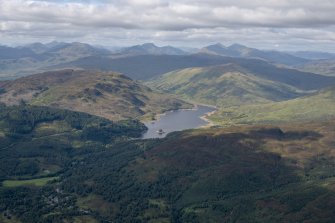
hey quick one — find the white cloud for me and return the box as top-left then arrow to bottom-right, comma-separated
0,0 -> 335,51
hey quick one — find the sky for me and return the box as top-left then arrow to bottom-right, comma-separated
1,0 -> 335,52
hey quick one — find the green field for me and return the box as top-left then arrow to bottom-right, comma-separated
2,177 -> 59,187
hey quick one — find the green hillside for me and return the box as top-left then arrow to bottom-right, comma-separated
147,64 -> 309,107
0,69 -> 191,120
0,104 -> 146,186
0,104 -> 146,222
1,104 -> 335,222
210,87 -> 335,125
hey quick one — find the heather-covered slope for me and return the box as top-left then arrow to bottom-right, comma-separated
0,69 -> 190,120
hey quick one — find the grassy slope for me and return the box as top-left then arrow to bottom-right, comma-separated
147,64 -> 308,107
210,87 -> 335,125
0,69 -> 191,120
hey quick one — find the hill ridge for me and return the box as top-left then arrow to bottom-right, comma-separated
0,69 -> 190,120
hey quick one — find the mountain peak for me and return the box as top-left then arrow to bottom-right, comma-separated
141,43 -> 158,50
141,43 -> 157,47
201,43 -> 227,55
119,43 -> 185,55
212,43 -> 225,48
228,43 -> 248,50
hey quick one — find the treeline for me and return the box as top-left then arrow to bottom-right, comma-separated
0,186 -> 78,223
0,105 -> 153,222
0,104 -> 148,180
0,104 -> 147,139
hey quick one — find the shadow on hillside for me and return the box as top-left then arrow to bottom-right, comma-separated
248,127 -> 323,140
152,128 -> 335,222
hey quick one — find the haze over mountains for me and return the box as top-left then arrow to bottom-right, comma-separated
200,43 -> 308,65
1,41 -> 335,80
1,42 -> 109,60
117,43 -> 187,55
0,42 -> 110,79
295,59 -> 335,76
50,45 -> 335,82
289,51 -> 335,60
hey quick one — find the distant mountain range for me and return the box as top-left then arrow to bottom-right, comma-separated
288,51 -> 335,60
2,41 -> 110,60
201,43 -> 308,66
0,45 -> 37,60
0,42 -> 112,79
1,41 -> 335,80
117,43 -> 187,55
0,69 -> 190,120
294,58 -> 335,76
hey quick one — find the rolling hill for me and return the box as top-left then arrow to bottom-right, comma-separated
210,86 -> 335,125
52,53 -> 335,84
51,53 -> 236,80
0,69 -> 190,120
146,63 -> 335,107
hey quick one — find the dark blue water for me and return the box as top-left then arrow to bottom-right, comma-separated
141,105 -> 216,139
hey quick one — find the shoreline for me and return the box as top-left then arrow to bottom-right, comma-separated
182,99 -> 218,110
200,110 -> 217,128
145,103 -> 217,128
